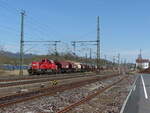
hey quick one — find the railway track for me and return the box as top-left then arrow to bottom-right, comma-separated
0,72 -> 119,88
0,72 -> 94,82
0,74 -> 118,108
57,75 -> 128,113
0,73 -> 98,88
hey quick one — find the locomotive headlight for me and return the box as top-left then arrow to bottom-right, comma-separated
32,64 -> 37,66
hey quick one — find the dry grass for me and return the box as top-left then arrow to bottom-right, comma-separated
0,70 -> 28,76
0,69 -> 5,75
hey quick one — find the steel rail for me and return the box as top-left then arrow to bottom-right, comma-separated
0,74 -> 96,87
57,76 -> 128,113
0,72 -> 95,82
0,74 -> 119,108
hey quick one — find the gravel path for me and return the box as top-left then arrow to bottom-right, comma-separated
0,74 -> 134,113
70,74 -> 135,113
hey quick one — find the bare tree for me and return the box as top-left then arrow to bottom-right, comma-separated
0,44 -> 4,55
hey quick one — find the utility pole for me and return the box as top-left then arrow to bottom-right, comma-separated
121,58 -> 123,65
85,53 -> 88,65
90,48 -> 92,59
71,41 -> 96,56
113,56 -> 115,66
124,58 -> 127,73
19,11 -> 25,76
118,53 -> 120,74
70,16 -> 101,69
53,41 -> 61,55
112,56 -> 116,71
71,41 -> 96,64
71,41 -> 76,55
118,54 -> 120,65
104,55 -> 107,67
97,16 -> 100,70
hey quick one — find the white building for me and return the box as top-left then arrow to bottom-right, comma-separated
136,53 -> 149,69
136,59 -> 149,69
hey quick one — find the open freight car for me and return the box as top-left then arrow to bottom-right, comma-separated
55,61 -> 73,73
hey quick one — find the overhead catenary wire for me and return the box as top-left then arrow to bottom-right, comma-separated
25,20 -> 54,41
0,1 -> 19,16
26,15 -> 64,38
0,2 -> 62,55
0,0 -> 58,42
0,1 -> 123,67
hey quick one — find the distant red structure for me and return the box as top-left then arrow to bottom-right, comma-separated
28,59 -> 57,75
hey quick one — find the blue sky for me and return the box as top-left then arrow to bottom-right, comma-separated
0,0 -> 150,62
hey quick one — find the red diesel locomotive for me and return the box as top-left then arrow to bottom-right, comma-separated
28,59 -> 57,75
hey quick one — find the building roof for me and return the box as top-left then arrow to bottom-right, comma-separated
136,59 -> 149,63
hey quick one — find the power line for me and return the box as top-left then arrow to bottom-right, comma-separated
118,53 -> 121,74
0,0 -> 19,15
26,15 -> 63,38
24,40 -> 61,55
24,41 -> 60,43
0,0 -> 56,42
71,40 -> 97,56
25,21 -> 53,41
